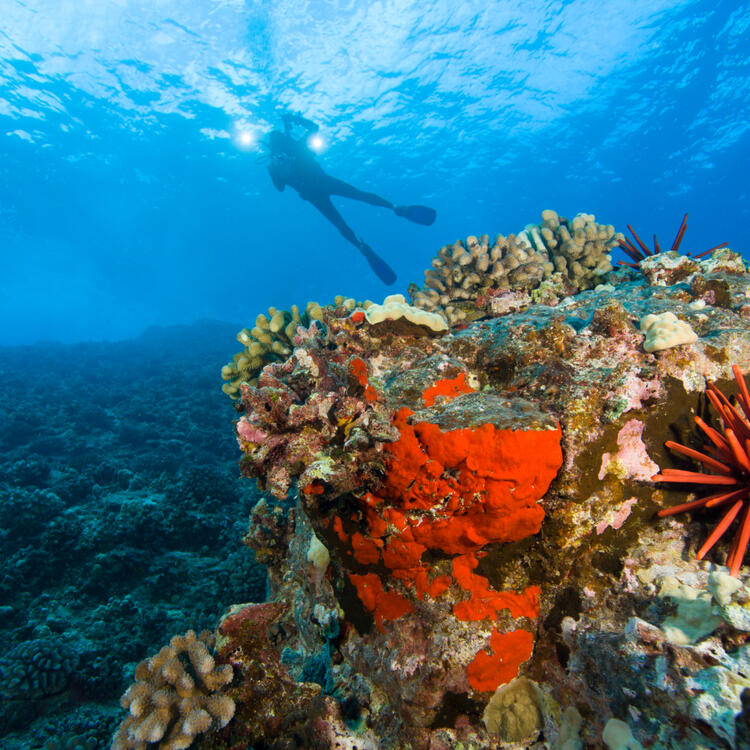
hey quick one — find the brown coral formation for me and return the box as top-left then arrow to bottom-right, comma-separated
234,323 -> 399,500
210,601 -> 332,748
409,230 -> 553,326
409,210 -> 621,326
112,630 -> 235,750
519,209 -> 620,290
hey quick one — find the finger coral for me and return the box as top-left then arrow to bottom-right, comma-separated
409,210 -> 620,327
112,629 -> 235,750
519,209 -> 619,291
221,301 -> 325,398
221,296 -> 368,398
653,364 -> 750,576
409,229 -> 552,326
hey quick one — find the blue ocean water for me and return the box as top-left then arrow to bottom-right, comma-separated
0,0 -> 748,344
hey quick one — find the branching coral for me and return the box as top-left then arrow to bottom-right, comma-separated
221,301 -> 325,398
653,365 -> 750,576
409,230 -> 552,326
409,210 -> 620,327
112,629 -> 235,750
518,210 -> 619,291
221,296 -> 368,397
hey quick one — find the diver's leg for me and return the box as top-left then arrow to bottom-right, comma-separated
310,195 -> 361,247
309,195 -> 396,285
325,176 -> 394,209
326,176 -> 436,226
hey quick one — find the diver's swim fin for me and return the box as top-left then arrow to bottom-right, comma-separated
394,204 -> 436,226
359,243 -> 397,285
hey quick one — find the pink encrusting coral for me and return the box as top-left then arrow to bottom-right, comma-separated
595,496 -> 639,535
234,326 -> 399,499
236,417 -> 268,445
598,419 -> 659,481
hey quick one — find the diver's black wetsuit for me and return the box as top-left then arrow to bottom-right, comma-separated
267,114 -> 435,285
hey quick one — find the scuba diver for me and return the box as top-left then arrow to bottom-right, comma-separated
266,113 -> 436,285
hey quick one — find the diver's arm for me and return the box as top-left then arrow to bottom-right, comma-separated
284,112 -> 319,135
297,114 -> 319,133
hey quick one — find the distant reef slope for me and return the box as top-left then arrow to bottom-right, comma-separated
0,319 -> 266,749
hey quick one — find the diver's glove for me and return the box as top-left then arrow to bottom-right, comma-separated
359,241 -> 397,286
394,205 -> 437,226
284,112 -> 319,133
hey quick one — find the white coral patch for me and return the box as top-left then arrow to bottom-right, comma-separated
639,311 -> 698,352
365,293 -> 448,331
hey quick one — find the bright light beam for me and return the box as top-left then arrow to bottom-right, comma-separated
308,134 -> 325,153
234,127 -> 256,150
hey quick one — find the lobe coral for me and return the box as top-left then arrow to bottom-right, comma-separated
653,365 -> 750,576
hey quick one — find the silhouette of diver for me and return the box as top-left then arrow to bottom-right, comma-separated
266,113 -> 436,285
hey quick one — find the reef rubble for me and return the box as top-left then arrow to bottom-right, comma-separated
128,217 -> 750,749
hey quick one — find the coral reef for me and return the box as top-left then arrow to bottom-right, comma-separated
218,240 -> 750,749
112,630 -> 235,749
38,704 -> 121,750
5,221 -> 750,750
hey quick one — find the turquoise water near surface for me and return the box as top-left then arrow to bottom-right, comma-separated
0,0 -> 748,340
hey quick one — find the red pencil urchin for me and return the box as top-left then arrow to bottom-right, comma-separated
618,212 -> 728,268
653,365 -> 750,577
